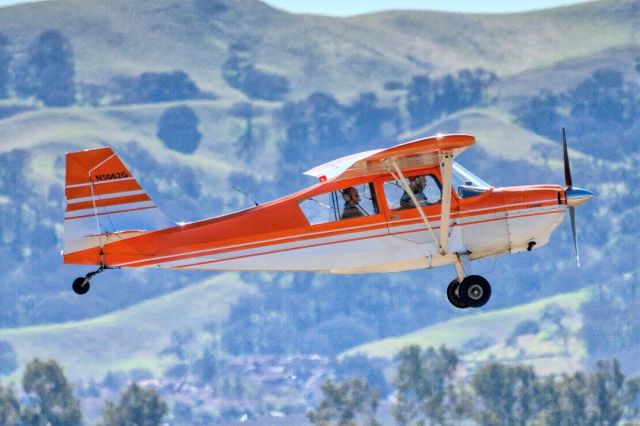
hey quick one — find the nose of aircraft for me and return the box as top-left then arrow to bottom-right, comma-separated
565,187 -> 594,207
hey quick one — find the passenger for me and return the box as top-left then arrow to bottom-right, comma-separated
341,187 -> 363,219
400,176 -> 427,209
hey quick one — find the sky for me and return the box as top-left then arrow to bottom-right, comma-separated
261,0 -> 589,16
0,0 -> 590,15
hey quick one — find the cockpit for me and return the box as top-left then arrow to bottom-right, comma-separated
297,162 -> 492,226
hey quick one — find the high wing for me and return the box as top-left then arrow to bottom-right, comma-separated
304,134 -> 475,182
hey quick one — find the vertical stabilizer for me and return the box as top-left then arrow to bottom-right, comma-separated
63,147 -> 171,256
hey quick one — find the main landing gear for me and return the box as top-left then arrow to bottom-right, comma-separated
447,275 -> 492,309
72,265 -> 107,295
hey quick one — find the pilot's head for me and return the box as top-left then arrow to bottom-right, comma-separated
343,187 -> 360,205
409,176 -> 426,191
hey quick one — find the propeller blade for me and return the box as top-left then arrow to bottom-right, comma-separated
569,206 -> 580,267
562,127 -> 573,188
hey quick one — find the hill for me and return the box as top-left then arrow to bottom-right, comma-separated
344,288 -> 592,376
0,273 -> 254,380
0,0 -> 637,98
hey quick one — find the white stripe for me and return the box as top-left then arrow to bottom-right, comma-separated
132,228 -> 390,269
65,200 -> 156,218
65,177 -> 137,189
67,190 -> 147,205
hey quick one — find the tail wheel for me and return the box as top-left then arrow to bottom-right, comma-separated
446,279 -> 468,309
72,277 -> 90,295
458,275 -> 491,308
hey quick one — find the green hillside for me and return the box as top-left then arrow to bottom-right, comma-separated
0,0 -> 636,98
0,273 -> 254,380
344,288 -> 591,376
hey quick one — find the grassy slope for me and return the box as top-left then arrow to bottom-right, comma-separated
0,274 -> 254,381
344,288 -> 591,375
0,0 -> 636,98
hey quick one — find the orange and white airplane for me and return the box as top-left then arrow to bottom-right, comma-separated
63,131 -> 593,308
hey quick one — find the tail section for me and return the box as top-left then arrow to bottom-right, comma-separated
63,147 -> 171,260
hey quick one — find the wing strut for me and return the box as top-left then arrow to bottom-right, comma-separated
438,152 -> 454,254
385,160 -> 442,252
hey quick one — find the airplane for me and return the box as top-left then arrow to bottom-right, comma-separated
63,130 -> 593,309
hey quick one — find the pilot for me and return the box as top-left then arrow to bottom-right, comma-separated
400,175 -> 427,209
341,187 -> 363,220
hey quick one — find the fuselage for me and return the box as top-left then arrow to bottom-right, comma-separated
64,166 -> 566,274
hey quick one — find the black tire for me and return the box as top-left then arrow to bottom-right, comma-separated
446,279 -> 468,309
72,277 -> 90,295
458,275 -> 491,308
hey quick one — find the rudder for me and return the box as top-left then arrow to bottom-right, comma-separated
64,146 -> 171,258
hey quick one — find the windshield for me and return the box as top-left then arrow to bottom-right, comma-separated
452,163 -> 491,198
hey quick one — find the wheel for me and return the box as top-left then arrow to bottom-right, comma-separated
72,277 -> 90,295
458,275 -> 491,308
446,279 -> 469,309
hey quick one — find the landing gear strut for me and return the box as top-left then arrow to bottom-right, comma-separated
447,275 -> 492,309
72,265 -> 107,295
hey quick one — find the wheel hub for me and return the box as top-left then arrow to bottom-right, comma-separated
468,284 -> 483,300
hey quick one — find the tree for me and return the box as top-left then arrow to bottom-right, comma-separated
345,92 -> 396,144
0,33 -> 10,99
156,105 -> 202,154
308,378 -> 380,426
0,383 -> 20,426
406,75 -> 435,129
569,69 -> 633,125
192,348 -> 217,384
622,376 -> 640,422
229,102 -> 264,159
222,43 -> 289,101
393,345 -> 459,425
512,90 -> 562,140
335,354 -> 390,397
557,372 -> 588,425
113,70 -> 207,104
471,362 -> 538,426
588,359 -> 625,425
100,383 -> 167,426
16,30 -> 75,106
306,93 -> 345,145
21,358 -> 82,426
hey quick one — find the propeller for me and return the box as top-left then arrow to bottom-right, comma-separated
562,128 -> 594,267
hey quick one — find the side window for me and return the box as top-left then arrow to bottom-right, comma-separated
298,183 -> 379,225
384,174 -> 442,210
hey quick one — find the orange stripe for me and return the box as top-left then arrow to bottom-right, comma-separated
65,180 -> 142,199
66,194 -> 151,212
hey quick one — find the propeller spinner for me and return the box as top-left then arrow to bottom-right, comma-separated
562,128 -> 594,267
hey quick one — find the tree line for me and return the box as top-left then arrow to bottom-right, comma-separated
309,345 -> 640,426
0,30 -> 209,108
512,67 -> 640,159
0,358 -> 166,426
